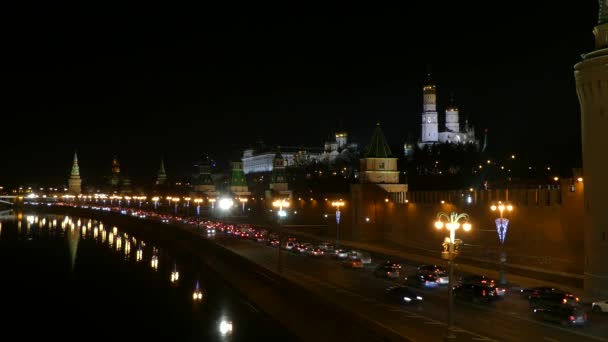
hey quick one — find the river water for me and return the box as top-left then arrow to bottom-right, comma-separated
0,211 -> 293,341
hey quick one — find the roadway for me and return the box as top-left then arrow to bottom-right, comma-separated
192,227 -> 608,342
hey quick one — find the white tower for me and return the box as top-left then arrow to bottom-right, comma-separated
335,131 -> 348,149
421,74 -> 438,144
445,94 -> 460,133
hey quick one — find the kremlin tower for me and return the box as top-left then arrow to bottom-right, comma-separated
68,151 -> 82,195
574,0 -> 608,297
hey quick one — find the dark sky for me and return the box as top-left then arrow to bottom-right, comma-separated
2,1 -> 600,186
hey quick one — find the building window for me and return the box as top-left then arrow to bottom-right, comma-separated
378,162 -> 385,169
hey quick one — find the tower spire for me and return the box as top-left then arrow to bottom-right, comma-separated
156,155 -> 167,185
68,150 -> 82,194
71,151 -> 80,177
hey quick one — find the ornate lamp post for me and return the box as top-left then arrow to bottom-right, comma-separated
208,198 -> 216,210
331,200 -> 345,248
491,201 -> 513,286
434,211 -> 472,340
272,199 -> 290,273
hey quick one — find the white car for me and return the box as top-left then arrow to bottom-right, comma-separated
592,299 -> 608,313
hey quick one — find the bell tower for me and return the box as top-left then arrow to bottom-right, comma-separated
420,73 -> 439,145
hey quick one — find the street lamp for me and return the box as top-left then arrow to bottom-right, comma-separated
238,197 -> 248,214
152,196 -> 159,210
434,211 -> 472,340
194,198 -> 203,216
272,199 -> 290,273
331,200 -> 345,248
172,197 -> 180,214
208,198 -> 216,209
491,201 -> 513,286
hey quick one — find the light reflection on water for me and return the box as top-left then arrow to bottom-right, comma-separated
0,212 -> 293,341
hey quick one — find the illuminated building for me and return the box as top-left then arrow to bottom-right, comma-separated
67,151 -> 82,195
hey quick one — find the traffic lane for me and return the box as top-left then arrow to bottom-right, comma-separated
220,235 -> 608,342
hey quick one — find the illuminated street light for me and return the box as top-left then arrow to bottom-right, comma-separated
272,199 -> 290,272
208,198 -> 216,209
331,200 -> 345,248
172,197 -> 180,214
434,211 -> 472,340
152,196 -> 159,209
491,201 -> 513,286
218,198 -> 234,211
194,198 -> 203,216
238,197 -> 248,214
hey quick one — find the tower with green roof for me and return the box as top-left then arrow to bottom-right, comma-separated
359,123 -> 400,184
230,160 -> 250,195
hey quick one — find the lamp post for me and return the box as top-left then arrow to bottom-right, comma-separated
172,197 -> 180,214
218,198 -> 234,222
194,198 -> 203,216
209,198 -> 216,210
239,197 -> 248,214
152,196 -> 159,210
434,211 -> 472,340
272,199 -> 290,273
491,201 -> 513,286
331,200 -> 345,248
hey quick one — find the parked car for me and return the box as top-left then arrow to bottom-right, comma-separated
592,299 -> 608,313
385,285 -> 423,305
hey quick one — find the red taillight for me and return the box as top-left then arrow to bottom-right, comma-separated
569,315 -> 575,321
482,289 -> 486,296
495,288 -> 499,294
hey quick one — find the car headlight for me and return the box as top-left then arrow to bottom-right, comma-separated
403,297 -> 411,301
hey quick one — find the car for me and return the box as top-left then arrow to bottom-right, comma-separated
297,243 -> 314,254
318,242 -> 335,252
342,259 -> 364,268
333,249 -> 349,259
460,275 -> 506,297
533,305 -> 587,326
307,248 -> 325,257
521,286 -> 578,301
530,292 -> 580,309
592,299 -> 608,313
385,285 -> 423,305
380,261 -> 403,270
410,273 -> 440,288
359,253 -> 372,264
417,265 -> 448,284
453,283 -> 497,303
374,265 -> 400,279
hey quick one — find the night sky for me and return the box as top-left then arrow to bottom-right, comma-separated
2,1 -> 600,186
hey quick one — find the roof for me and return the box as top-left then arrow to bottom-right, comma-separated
363,123 -> 393,158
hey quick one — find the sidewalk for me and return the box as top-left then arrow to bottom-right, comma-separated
279,227 -> 595,304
